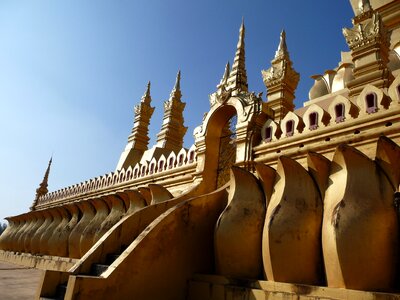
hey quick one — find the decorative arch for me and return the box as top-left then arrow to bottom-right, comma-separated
158,155 -> 167,172
261,119 -> 280,143
177,148 -> 187,166
194,92 -> 267,190
166,152 -> 177,169
125,166 -> 133,181
357,84 -> 389,114
140,162 -> 148,177
328,95 -> 358,125
302,104 -> 330,132
133,164 -> 140,179
187,144 -> 196,163
149,158 -> 157,174
280,111 -> 304,137
118,169 -> 125,183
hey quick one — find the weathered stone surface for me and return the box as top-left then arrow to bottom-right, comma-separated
68,201 -> 95,259
215,167 -> 265,279
322,144 -> 398,291
263,156 -> 323,284
80,198 -> 109,257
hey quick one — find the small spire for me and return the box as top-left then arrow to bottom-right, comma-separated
141,81 -> 151,104
238,18 -> 245,49
169,70 -> 182,100
358,0 -> 372,14
31,157 -> 52,210
174,70 -> 181,91
218,61 -> 230,89
41,157 -> 52,192
275,30 -> 289,59
157,70 -> 187,151
226,19 -> 248,92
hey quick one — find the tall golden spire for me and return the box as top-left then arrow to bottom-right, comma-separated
116,82 -> 155,170
31,157 -> 52,210
226,19 -> 248,93
156,70 -> 187,151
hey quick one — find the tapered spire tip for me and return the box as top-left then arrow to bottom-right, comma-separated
174,70 -> 181,91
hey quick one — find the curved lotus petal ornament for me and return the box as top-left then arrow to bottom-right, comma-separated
263,156 -> 323,284
215,166 -> 265,279
322,144 -> 398,291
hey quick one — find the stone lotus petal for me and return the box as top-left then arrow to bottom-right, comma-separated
31,210 -> 53,254
80,198 -> 109,257
322,144 -> 398,291
149,184 -> 174,205
215,166 -> 265,279
94,195 -> 126,244
263,156 -> 323,285
68,201 -> 95,259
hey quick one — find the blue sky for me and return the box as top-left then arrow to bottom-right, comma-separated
0,1 -> 354,221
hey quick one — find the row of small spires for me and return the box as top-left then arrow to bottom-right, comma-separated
34,145 -> 197,206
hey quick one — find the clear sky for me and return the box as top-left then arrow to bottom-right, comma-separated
0,1 -> 354,221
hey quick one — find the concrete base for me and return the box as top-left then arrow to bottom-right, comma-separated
0,250 -> 77,271
0,261 -> 43,300
188,274 -> 400,300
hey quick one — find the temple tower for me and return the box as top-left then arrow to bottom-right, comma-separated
156,71 -> 187,152
116,82 -> 155,170
30,157 -> 52,210
343,0 -> 393,98
262,30 -> 300,122
226,20 -> 248,94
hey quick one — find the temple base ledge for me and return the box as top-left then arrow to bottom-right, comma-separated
0,250 -> 77,272
188,274 -> 400,300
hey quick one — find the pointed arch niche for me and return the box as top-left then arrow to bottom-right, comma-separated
357,84 -> 389,115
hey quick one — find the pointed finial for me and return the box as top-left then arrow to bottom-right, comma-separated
169,70 -> 182,100
145,81 -> 151,95
218,61 -> 230,88
37,157 -> 52,197
174,70 -> 181,91
140,81 -> 152,104
239,18 -> 245,46
30,156 -> 52,210
275,29 -> 288,59
358,0 -> 372,14
226,20 -> 248,92
43,156 -> 52,184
